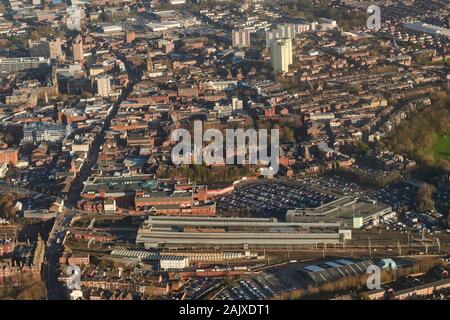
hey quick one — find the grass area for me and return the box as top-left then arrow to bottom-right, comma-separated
431,135 -> 450,161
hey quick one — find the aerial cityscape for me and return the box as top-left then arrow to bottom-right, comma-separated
0,0 -> 449,304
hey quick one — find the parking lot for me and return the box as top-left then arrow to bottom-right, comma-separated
183,278 -> 223,300
216,181 -> 337,217
217,174 -> 448,235
367,181 -> 418,212
292,176 -> 419,213
216,274 -> 286,300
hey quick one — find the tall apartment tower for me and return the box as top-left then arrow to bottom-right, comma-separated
265,29 -> 281,48
231,29 -> 251,48
278,23 -> 296,39
96,75 -> 111,97
296,23 -> 310,33
72,35 -> 83,63
270,38 -> 293,73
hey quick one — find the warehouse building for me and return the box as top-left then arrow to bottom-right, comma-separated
299,259 -> 376,285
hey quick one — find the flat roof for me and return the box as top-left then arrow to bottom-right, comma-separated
287,196 -> 391,220
143,215 -> 341,228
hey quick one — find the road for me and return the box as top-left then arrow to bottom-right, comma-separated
42,55 -> 141,300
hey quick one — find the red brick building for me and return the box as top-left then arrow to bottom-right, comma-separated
134,190 -> 216,216
0,149 -> 19,166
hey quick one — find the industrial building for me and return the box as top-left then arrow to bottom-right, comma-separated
299,258 -> 375,285
136,216 -> 350,249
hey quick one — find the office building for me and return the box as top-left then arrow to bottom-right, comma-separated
0,57 -> 50,72
22,123 -> 67,144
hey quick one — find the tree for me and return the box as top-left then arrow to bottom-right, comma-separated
417,183 -> 436,212
383,91 -> 450,178
281,127 -> 295,143
80,92 -> 94,99
0,192 -> 22,220
355,140 -> 370,156
0,274 -> 46,300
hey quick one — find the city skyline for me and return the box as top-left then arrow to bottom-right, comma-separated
0,0 -> 449,306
